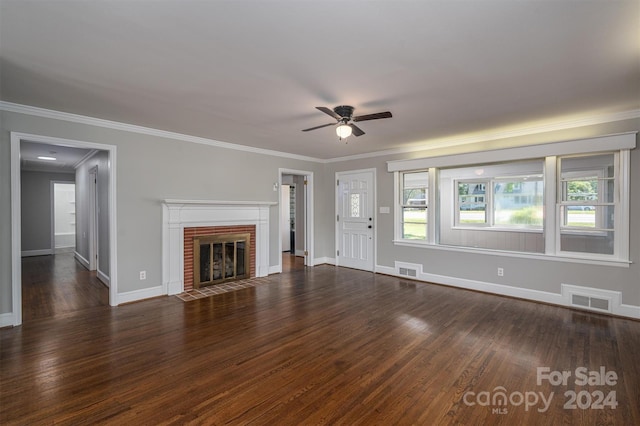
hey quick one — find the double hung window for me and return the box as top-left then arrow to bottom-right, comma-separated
558,153 -> 617,256
400,171 -> 428,240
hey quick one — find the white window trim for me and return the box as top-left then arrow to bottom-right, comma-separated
387,132 -> 636,172
618,149 -> 631,261
391,132 -> 635,264
427,169 -> 438,245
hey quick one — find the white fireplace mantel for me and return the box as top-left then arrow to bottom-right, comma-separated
162,199 -> 276,295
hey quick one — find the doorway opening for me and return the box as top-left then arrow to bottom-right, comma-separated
52,181 -> 76,254
281,182 -> 295,254
10,132 -> 117,326
278,169 -> 314,273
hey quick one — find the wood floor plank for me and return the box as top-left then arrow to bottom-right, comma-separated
1,256 -> 639,425
20,253 -> 109,322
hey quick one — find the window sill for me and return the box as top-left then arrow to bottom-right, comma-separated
560,228 -> 610,237
392,239 -> 631,268
452,226 -> 543,234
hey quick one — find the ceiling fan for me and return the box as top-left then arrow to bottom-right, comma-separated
302,105 -> 392,139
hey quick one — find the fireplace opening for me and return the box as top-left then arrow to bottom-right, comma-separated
193,233 -> 250,287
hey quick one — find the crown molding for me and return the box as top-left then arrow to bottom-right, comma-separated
0,101 -> 322,163
325,109 -> 640,163
2,101 -> 638,164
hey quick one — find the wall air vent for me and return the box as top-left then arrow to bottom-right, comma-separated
398,267 -> 417,278
570,293 -> 611,313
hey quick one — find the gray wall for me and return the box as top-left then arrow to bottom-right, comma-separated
0,109 -> 323,314
322,118 -> 640,307
75,151 -> 110,277
20,170 -> 75,252
0,114 -> 11,314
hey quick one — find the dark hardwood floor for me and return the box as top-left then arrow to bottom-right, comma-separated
20,253 -> 109,322
282,252 -> 305,272
2,263 -> 639,425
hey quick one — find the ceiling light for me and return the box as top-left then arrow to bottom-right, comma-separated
37,156 -> 57,161
336,124 -> 352,139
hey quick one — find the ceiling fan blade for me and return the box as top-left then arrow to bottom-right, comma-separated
316,106 -> 341,120
301,122 -> 335,132
353,111 -> 392,122
349,123 -> 365,137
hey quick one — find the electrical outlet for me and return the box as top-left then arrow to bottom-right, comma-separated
497,267 -> 504,277
139,270 -> 146,280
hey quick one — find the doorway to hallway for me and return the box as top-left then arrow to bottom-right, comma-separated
278,169 -> 314,273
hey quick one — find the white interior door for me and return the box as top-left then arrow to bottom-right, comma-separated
336,170 -> 375,271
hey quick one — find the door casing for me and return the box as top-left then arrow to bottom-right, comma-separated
10,132 -> 118,326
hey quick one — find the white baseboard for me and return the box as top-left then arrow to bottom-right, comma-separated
167,280 -> 183,296
116,285 -> 164,305
269,265 -> 281,274
0,312 -> 16,328
54,246 -> 75,254
21,249 -> 53,257
256,265 -> 270,278
375,263 -> 639,320
74,251 -> 90,269
267,257 -> 340,273
97,269 -> 110,287
295,249 -> 305,257
617,304 -> 640,318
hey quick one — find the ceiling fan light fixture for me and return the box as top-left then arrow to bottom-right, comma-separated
336,124 -> 352,139
302,105 -> 392,138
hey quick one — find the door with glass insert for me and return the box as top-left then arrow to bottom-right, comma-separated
336,170 -> 375,271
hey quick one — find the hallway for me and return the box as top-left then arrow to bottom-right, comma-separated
21,253 -> 109,322
282,253 -> 305,272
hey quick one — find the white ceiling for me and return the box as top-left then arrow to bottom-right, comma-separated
1,1 -> 638,160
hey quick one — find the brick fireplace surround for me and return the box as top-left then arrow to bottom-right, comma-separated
183,225 -> 256,291
162,200 -> 275,295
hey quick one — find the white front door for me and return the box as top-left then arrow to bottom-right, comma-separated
336,170 -> 375,271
